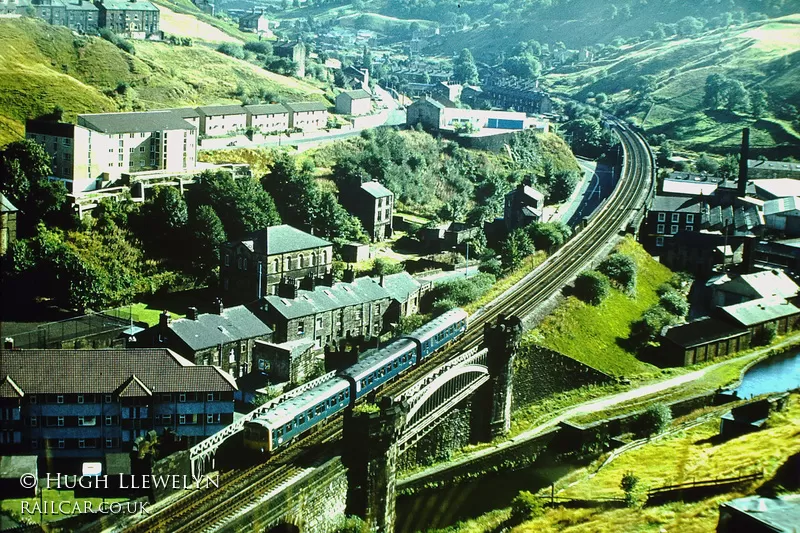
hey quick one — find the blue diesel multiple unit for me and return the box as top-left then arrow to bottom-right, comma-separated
243,308 -> 469,454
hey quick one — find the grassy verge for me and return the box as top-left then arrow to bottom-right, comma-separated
464,251 -> 547,315
528,236 -> 671,376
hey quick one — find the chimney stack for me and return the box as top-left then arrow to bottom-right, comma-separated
3,338 -> 14,350
187,307 -> 199,320
277,277 -> 298,299
738,128 -> 750,197
159,310 -> 171,338
343,267 -> 355,283
215,297 -> 224,315
380,274 -> 386,287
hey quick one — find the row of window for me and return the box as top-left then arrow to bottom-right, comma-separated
359,355 -> 409,389
27,415 -> 118,428
25,392 -> 224,405
271,390 -> 350,440
656,224 -> 694,235
30,438 -> 119,450
657,212 -> 695,223
225,251 -> 330,271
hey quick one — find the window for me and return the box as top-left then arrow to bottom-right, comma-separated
657,224 -> 665,234
105,416 -> 113,426
30,416 -> 38,427
671,213 -> 680,223
57,417 -> 64,427
77,395 -> 84,404
139,146 -> 145,152
105,395 -> 112,404
657,213 -> 666,222
686,214 -> 695,223
228,349 -> 235,364
58,439 -> 65,449
106,438 -> 115,448
56,395 -> 64,404
31,439 -> 39,450
79,439 -> 86,449
29,396 -> 37,405
686,225 -> 694,232
78,416 -> 96,427
238,257 -> 242,269
298,322 -> 305,335
670,225 -> 679,234
179,393 -> 186,403
316,316 -> 323,329
179,415 -> 186,425
243,258 -> 248,270
225,253 -> 230,267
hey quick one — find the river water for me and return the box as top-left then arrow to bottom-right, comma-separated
396,350 -> 800,532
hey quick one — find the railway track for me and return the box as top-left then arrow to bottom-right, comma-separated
120,122 -> 653,533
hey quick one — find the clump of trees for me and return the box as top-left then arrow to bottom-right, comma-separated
510,490 -> 544,525
704,74 -> 771,117
635,403 -> 672,437
574,270 -> 611,305
426,273 -> 496,315
99,28 -> 135,55
628,275 -> 692,349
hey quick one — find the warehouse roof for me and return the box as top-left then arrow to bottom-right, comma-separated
719,297 -> 800,327
661,317 -> 749,349
0,349 -> 237,395
764,197 -> 800,216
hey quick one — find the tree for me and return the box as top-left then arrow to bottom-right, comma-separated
189,205 -> 227,273
501,228 -> 534,269
312,191 -> 368,243
636,403 -> 672,436
574,270 -> 610,305
659,290 -> 689,317
594,92 -> 608,105
453,48 -> 479,85
724,79 -> 750,112
479,258 -> 503,278
0,139 -> 51,202
262,152 -> 319,228
629,305 -> 679,348
510,491 -> 544,524
527,222 -> 571,253
548,170 -> 580,204
371,257 -> 403,276
503,55 -> 542,79
598,253 -> 637,293
753,322 -> 777,346
657,141 -> 673,167
149,186 -> 188,231
750,88 -> 769,118
620,472 -> 642,507
695,154 -> 719,174
703,73 -> 728,108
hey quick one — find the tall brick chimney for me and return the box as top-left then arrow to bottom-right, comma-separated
738,128 -> 750,197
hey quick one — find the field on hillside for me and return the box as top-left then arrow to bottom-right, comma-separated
515,395 -> 800,533
158,4 -> 243,44
546,15 -> 800,155
0,18 -> 326,146
529,237 -> 671,377
152,0 -> 253,42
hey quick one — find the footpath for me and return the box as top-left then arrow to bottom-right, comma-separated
399,333 -> 800,487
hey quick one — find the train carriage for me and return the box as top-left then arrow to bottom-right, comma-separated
338,338 -> 417,401
405,308 -> 469,360
243,377 -> 350,453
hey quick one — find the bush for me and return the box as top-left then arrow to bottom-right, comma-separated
479,257 -> 503,278
244,41 -> 273,55
431,298 -> 457,316
753,322 -> 777,346
574,270 -> 610,305
510,491 -> 544,524
371,257 -> 403,276
628,305 -> 678,348
217,42 -> 245,60
620,472 -> 642,507
597,253 -> 637,293
333,515 -> 368,533
659,290 -> 689,317
635,403 -> 672,437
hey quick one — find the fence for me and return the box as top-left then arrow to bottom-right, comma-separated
7,306 -> 143,349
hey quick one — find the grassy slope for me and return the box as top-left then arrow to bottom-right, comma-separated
157,3 -> 243,44
529,236 -> 672,377
545,15 -> 800,154
0,18 -> 326,146
514,395 -> 800,533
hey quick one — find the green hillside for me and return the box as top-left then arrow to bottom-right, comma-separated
152,0 -> 253,42
0,18 -> 326,146
546,15 -> 800,155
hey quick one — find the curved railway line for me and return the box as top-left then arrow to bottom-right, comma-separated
120,122 -> 653,533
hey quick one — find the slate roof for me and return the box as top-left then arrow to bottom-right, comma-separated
244,103 -> 289,115
265,277 -> 391,320
721,495 -> 800,533
339,89 -> 371,100
284,102 -> 328,113
374,272 -> 420,303
661,317 -> 748,348
702,204 -> 764,232
231,225 -> 332,256
748,159 -> 800,173
26,119 -> 75,138
255,338 -> 314,359
651,194 -> 702,213
64,0 -> 98,11
197,105 -> 247,117
0,455 -> 38,479
720,297 -> 800,327
0,349 -> 237,395
0,192 -> 18,213
361,180 -> 393,198
79,111 -> 196,134
752,179 -> 800,199
168,107 -> 201,119
764,197 -> 800,216
412,96 -> 445,109
709,270 -> 799,301
168,305 -> 272,351
97,0 -> 158,11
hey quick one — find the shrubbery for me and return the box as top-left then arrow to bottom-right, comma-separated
510,491 -> 544,524
574,270 -> 611,305
635,403 -> 672,437
99,28 -> 135,55
598,253 -> 637,293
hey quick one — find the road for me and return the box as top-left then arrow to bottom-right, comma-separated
399,332 -> 800,488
